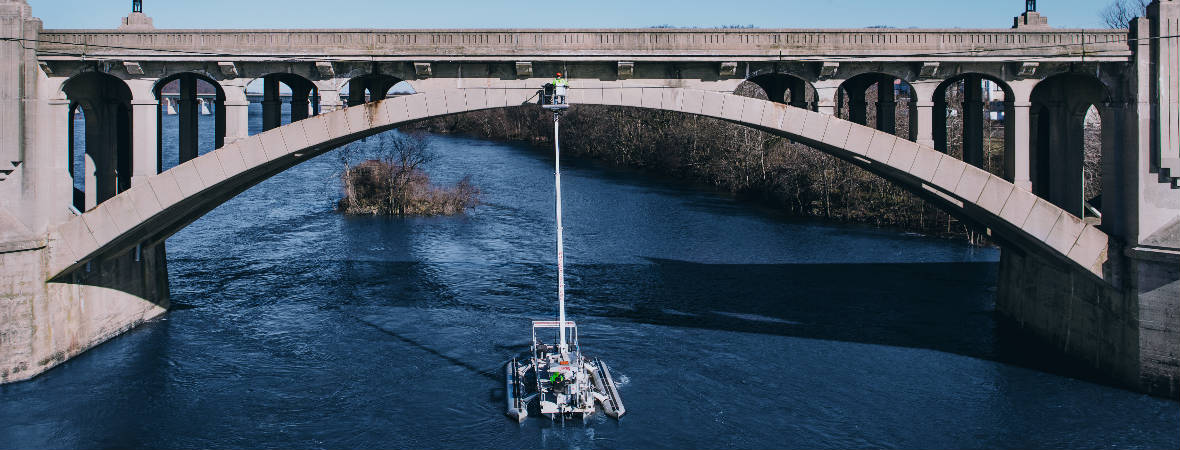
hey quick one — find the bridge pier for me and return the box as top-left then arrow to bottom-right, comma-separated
997,246 -> 1179,398
0,241 -> 170,384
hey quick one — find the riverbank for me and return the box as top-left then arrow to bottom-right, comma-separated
406,99 -> 986,241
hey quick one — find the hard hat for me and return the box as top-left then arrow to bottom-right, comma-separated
556,72 -> 562,76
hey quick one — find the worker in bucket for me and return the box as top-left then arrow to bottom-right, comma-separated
553,72 -> 569,104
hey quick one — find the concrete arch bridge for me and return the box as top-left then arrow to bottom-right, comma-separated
0,0 -> 1176,398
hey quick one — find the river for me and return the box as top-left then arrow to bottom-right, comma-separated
2,105 -> 1177,449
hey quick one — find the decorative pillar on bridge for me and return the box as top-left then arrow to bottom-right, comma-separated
910,80 -> 938,148
314,80 -> 343,113
1007,80 -> 1035,190
127,78 -> 158,186
218,79 -> 250,143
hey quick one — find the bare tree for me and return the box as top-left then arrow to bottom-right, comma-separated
1101,0 -> 1148,28
378,132 -> 436,216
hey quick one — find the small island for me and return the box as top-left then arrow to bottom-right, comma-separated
337,132 -> 480,216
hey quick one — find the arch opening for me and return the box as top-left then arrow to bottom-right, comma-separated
737,73 -> 819,111
1029,73 -> 1109,219
344,74 -> 407,107
934,74 -> 1015,179
63,72 -> 133,211
154,73 -> 227,172
247,74 -> 319,134
53,88 -> 1107,282
836,74 -> 917,141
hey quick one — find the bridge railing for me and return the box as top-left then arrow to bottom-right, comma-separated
35,28 -> 1131,61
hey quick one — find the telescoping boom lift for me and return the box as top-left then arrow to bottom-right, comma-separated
505,79 -> 626,422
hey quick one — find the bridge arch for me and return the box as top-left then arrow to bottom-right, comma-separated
836,73 -> 917,141
62,72 -> 133,212
932,74 -> 1015,178
1029,73 -> 1111,218
153,73 -> 227,170
46,87 -> 1109,285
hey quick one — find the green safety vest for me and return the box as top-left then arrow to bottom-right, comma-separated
554,78 -> 569,87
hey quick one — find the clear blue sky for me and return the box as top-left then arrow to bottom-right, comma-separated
28,0 -> 1119,29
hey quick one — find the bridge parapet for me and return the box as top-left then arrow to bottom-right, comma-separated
34,28 -> 1131,62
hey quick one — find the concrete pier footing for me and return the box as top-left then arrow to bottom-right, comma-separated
0,241 -> 169,383
998,247 -> 1179,398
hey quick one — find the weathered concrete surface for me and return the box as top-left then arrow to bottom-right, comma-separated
998,246 -> 1179,399
0,240 -> 168,384
1127,246 -> 1180,397
34,27 -> 1130,62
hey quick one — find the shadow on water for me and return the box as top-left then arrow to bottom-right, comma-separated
571,257 -> 1126,388
315,251 -> 1117,387
353,318 -> 501,382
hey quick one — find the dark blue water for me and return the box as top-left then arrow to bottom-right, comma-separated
12,106 -> 1180,449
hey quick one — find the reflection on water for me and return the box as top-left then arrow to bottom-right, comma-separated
5,109 -> 1178,449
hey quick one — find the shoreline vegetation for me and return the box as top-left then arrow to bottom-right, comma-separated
405,84 -> 986,242
336,132 -> 480,216
405,81 -> 1102,245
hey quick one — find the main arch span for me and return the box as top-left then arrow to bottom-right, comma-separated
48,87 -> 1108,282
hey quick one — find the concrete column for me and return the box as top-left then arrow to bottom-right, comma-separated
347,78 -> 366,107
178,75 -> 198,163
913,100 -> 934,147
83,151 -> 96,210
910,80 -> 939,148
1061,108 -> 1087,217
962,75 -> 985,168
1003,100 -> 1018,184
217,79 -> 249,142
115,105 -> 130,194
934,95 -> 948,152
314,80 -> 343,113
45,96 -> 71,211
848,86 -> 868,125
876,78 -> 897,135
813,79 -> 844,116
262,77 -> 282,131
0,1 -> 33,176
290,89 -> 310,123
1008,81 -> 1035,191
127,79 -> 158,185
82,103 -> 118,208
214,99 -> 226,149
